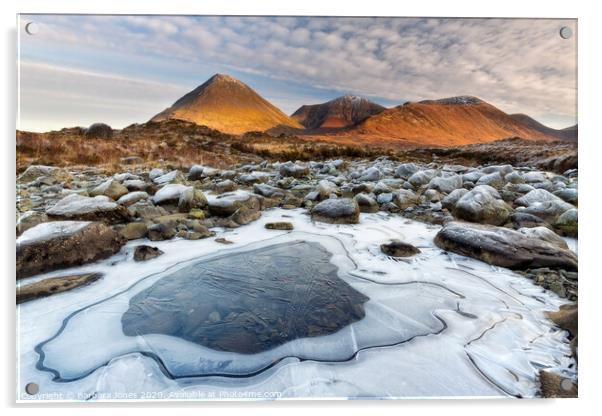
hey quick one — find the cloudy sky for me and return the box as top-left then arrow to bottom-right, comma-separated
18,15 -> 577,132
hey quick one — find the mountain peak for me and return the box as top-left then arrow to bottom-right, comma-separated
292,96 -> 386,129
419,96 -> 485,106
150,74 -> 302,134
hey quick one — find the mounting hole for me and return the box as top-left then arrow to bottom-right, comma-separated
559,26 -> 573,40
25,22 -> 39,35
25,382 -> 39,395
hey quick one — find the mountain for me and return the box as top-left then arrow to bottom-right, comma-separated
510,113 -> 577,141
291,95 -> 386,129
151,74 -> 303,135
332,96 -> 558,147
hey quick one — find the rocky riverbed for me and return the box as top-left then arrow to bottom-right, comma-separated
16,157 -> 578,400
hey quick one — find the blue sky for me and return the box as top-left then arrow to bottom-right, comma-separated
18,15 -> 577,132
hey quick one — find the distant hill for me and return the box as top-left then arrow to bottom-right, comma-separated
151,74 -> 302,135
329,96 -> 560,147
510,113 -> 577,141
291,95 -> 386,129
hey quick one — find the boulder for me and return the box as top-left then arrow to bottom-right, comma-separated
454,185 -> 512,225
253,183 -> 285,198
515,189 -> 575,223
554,208 -> 578,237
46,194 -> 132,224
16,221 -> 126,279
394,189 -> 419,209
17,272 -> 102,304
408,169 -> 437,188
134,245 -> 164,262
147,223 -> 177,241
117,191 -> 149,207
434,222 -> 578,271
508,212 -> 549,230
90,179 -> 129,200
354,193 -> 379,213
395,163 -> 420,179
215,179 -> 237,193
311,198 -> 360,224
441,188 -> 468,211
428,174 -> 462,194
317,180 -> 339,199
279,162 -> 309,178
120,222 -> 148,240
153,170 -> 184,185
17,165 -> 71,184
16,211 -> 48,236
358,167 -> 381,182
208,193 -> 260,217
518,226 -> 568,249
538,370 -> 577,398
380,240 -> 421,257
123,179 -> 149,191
230,207 -> 261,225
476,172 -> 505,189
553,188 -> 578,205
85,123 -> 113,139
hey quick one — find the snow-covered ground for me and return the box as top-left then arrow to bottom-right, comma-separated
17,209 -> 575,401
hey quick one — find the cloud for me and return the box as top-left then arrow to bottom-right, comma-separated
19,15 -> 577,130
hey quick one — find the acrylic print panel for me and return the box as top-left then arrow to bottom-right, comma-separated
16,15 -> 578,401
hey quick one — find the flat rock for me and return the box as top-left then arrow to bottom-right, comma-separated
265,222 -> 294,230
311,198 -> 359,224
434,221 -> 578,271
16,221 -> 126,279
46,194 -> 132,224
17,272 -> 102,304
133,245 -> 164,262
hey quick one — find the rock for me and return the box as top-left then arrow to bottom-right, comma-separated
253,183 -> 285,198
380,240 -> 421,257
188,208 -> 206,219
462,171 -> 483,183
123,179 -> 149,191
90,179 -> 129,200
553,188 -> 578,205
311,198 -> 360,224
133,245 -> 164,262
265,222 -> 294,230
279,162 -> 309,178
17,165 -> 71,184
230,207 -> 261,225
422,189 -> 441,203
508,212 -> 549,230
153,170 -> 184,185
538,370 -> 577,398
47,194 -> 132,224
358,167 -> 381,182
428,174 -> 462,194
208,193 -> 260,217
518,226 -> 568,249
351,183 -> 374,195
354,193 -> 379,213
215,179 -> 237,193
546,303 -> 577,339
177,187 -> 208,213
215,237 -> 234,245
434,222 -> 578,271
317,179 -> 339,199
454,185 -> 512,225
408,169 -> 437,187
476,172 -> 505,189
120,222 -> 148,240
523,171 -> 547,183
85,122 -> 113,139
16,221 -> 126,279
147,223 -> 176,241
128,201 -> 167,220
16,211 -> 48,236
481,164 -> 513,176
504,171 -> 525,184
554,208 -> 578,237
377,192 -> 394,204
187,165 -> 205,180
152,184 -> 188,205
515,189 -> 575,223
395,189 -> 419,209
148,168 -> 164,181
441,188 -> 468,211
17,272 -> 102,304
117,191 -> 149,207
395,163 -> 420,179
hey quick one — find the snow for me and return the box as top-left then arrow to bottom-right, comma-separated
151,184 -> 189,204
17,210 -> 575,401
17,221 -> 92,246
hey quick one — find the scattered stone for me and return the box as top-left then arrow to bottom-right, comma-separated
395,163 -> 420,179
380,240 -> 421,257
434,222 -> 578,271
16,221 -> 126,279
147,223 -> 176,241
265,222 -> 294,230
476,171 -> 505,189
133,245 -> 164,262
153,170 -> 184,185
253,183 -> 285,198
395,189 -> 419,209
117,191 -> 149,207
18,165 -> 71,184
354,193 -> 379,213
17,272 -> 102,304
441,188 -> 468,211
428,174 -> 462,194
230,207 -> 261,225
123,179 -> 149,191
358,166 -> 381,182
311,198 -> 360,224
554,208 -> 578,237
208,193 -> 260,217
408,169 -> 437,187
215,179 -> 237,193
279,162 -> 309,178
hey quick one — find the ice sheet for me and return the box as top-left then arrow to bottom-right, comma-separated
17,209 -> 575,400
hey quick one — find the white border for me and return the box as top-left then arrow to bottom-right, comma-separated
2,0 -> 601,414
